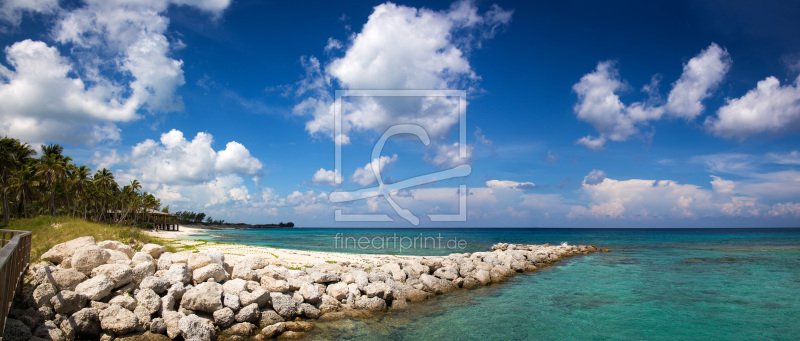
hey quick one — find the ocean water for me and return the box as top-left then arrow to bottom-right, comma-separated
191,228 -> 800,340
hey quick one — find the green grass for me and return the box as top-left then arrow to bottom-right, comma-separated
0,215 -> 176,261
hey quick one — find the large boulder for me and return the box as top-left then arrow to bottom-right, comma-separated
365,281 -> 393,300
109,295 -> 137,311
132,251 -> 156,265
134,304 -> 153,330
311,271 -> 339,283
261,277 -> 290,293
162,311 -> 185,339
50,290 -> 87,314
106,249 -> 132,265
99,304 -> 138,335
91,264 -> 133,288
419,274 -> 455,295
33,320 -> 64,341
150,317 -> 167,335
192,263 -> 227,283
157,253 -> 173,270
224,293 -> 241,311
98,240 -> 135,258
62,307 -> 101,338
240,288 -> 270,308
140,276 -> 171,294
132,262 -> 156,285
179,314 -> 216,341
33,282 -> 57,307
258,310 -> 284,328
325,282 -> 348,301
235,303 -> 260,323
72,245 -> 110,275
51,268 -> 87,291
2,318 -> 31,341
162,263 -> 191,285
225,322 -> 256,337
354,296 -> 387,311
140,244 -> 167,259
213,307 -> 235,328
297,282 -> 320,304
41,236 -> 95,264
222,278 -> 248,296
136,288 -> 162,314
75,275 -> 114,301
181,282 -> 224,313
231,255 -> 268,281
269,293 -> 297,319
261,322 -> 286,338
380,263 -> 407,282
187,251 -> 223,271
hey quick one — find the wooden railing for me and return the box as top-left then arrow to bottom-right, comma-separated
0,230 -> 31,340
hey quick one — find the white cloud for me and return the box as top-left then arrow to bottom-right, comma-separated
573,43 -> 730,149
350,154 -> 398,186
705,75 -> 800,139
665,43 -> 731,119
769,202 -> 800,217
294,0 -> 511,145
425,142 -> 473,168
486,180 -> 536,190
311,168 -> 342,186
0,40 -> 137,144
583,169 -> 607,185
123,129 -> 262,186
0,0 -> 58,29
569,177 -> 716,219
0,0 -> 231,145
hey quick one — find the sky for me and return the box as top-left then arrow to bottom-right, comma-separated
1,0 -> 800,227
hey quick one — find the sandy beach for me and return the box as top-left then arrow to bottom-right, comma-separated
147,225 -> 422,269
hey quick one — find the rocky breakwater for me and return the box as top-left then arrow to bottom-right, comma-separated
4,237 -> 605,341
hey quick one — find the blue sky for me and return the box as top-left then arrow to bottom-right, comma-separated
1,0 -> 800,227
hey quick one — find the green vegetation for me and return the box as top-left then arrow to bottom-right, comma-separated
0,216 -> 174,261
325,260 -> 337,264
0,136 -> 164,226
173,210 -> 225,225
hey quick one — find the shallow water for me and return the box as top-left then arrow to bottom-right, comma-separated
196,228 -> 800,340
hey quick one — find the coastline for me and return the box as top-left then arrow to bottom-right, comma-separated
146,225 -> 425,268
9,226 -> 604,340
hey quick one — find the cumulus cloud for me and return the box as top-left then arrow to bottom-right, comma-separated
705,75 -> 800,139
0,0 -> 231,145
293,0 -> 511,160
425,142 -> 473,168
350,154 -> 398,186
583,169 -> 607,185
123,129 -> 262,186
486,180 -> 536,190
311,168 -> 342,186
0,0 -> 58,29
0,40 -> 135,144
573,43 -> 730,149
665,43 -> 732,118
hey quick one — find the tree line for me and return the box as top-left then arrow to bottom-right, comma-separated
0,136 -> 162,225
172,210 -> 225,225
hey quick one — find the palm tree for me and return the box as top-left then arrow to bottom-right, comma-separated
71,165 -> 92,218
37,154 -> 63,216
10,163 -> 40,218
93,168 -> 115,222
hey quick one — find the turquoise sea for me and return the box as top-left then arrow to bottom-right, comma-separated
193,228 -> 800,340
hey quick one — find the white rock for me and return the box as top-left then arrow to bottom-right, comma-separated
140,244 -> 167,259
72,245 -> 110,275
75,275 -> 114,301
97,240 -> 135,258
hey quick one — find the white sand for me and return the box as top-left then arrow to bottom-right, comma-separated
146,225 -> 421,268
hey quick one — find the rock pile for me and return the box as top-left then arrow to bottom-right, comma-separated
4,237 -> 602,340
